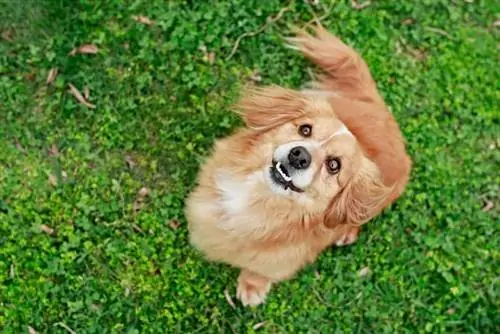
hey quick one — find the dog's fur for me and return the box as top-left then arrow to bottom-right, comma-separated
185,27 -> 411,306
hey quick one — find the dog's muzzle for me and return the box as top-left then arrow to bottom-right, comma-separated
270,142 -> 316,192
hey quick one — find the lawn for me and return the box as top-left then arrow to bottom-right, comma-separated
0,0 -> 498,332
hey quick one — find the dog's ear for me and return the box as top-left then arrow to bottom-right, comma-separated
324,158 -> 391,228
235,86 -> 306,131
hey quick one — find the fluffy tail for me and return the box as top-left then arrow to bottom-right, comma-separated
286,26 -> 381,103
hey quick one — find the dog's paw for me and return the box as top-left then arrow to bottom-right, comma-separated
335,225 -> 360,247
236,270 -> 272,307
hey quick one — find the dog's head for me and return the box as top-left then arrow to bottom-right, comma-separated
236,86 -> 391,227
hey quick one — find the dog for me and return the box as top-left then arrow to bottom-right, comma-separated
185,26 -> 411,306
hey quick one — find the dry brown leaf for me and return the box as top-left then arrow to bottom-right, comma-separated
83,86 -> 90,100
54,322 -> 76,334
1,29 -> 13,42
28,326 -> 38,334
407,48 -> 427,61
48,144 -> 59,156
200,45 -> 215,64
46,68 -> 58,84
224,289 -> 236,309
351,0 -> 371,10
305,0 -> 320,5
133,187 -> 149,214
48,174 -> 58,186
249,70 -> 262,82
401,18 -> 415,25
16,143 -> 25,151
125,155 -> 136,168
14,138 -> 25,152
68,83 -> 96,109
138,187 -> 150,197
207,51 -> 216,64
168,219 -> 180,230
394,41 -> 403,54
252,322 -> 266,330
25,71 -> 36,81
314,270 -> 321,279
132,15 -> 155,25
133,200 -> 143,213
132,224 -> 144,233
90,303 -> 101,311
69,44 -> 99,56
10,264 -> 15,279
40,224 -> 55,235
482,199 -> 494,212
358,266 -> 371,277
424,27 -> 453,40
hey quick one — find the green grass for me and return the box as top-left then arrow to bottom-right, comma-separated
0,0 -> 498,332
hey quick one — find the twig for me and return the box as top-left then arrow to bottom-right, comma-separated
303,0 -> 336,28
226,4 -> 292,60
223,289 -> 236,309
54,322 -> 77,334
351,0 -> 372,10
253,321 -> 266,330
424,26 -> 454,40
68,83 -> 96,109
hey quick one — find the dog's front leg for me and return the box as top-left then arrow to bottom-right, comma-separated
236,269 -> 272,307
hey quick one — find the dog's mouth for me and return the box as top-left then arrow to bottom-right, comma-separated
270,161 -> 304,193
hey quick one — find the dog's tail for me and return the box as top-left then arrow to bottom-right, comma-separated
286,26 -> 381,103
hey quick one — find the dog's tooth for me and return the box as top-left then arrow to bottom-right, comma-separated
275,161 -> 292,182
276,162 -> 284,176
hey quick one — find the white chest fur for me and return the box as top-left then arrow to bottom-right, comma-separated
216,171 -> 252,215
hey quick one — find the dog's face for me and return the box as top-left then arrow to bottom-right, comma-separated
265,111 -> 358,199
237,86 -> 390,226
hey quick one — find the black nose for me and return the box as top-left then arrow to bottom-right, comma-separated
288,146 -> 311,170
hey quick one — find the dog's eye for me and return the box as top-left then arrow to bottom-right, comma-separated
298,124 -> 312,137
326,157 -> 341,174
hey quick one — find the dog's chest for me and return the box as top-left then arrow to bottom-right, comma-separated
215,171 -> 261,217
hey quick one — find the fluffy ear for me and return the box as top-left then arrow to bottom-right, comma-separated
325,158 -> 392,228
235,86 -> 306,131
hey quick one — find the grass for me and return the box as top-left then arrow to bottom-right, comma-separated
0,0 -> 498,332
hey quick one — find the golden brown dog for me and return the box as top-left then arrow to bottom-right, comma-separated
185,27 -> 411,306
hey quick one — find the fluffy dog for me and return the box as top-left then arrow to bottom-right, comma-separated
185,27 -> 411,306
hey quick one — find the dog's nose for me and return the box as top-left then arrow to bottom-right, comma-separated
288,146 -> 311,170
